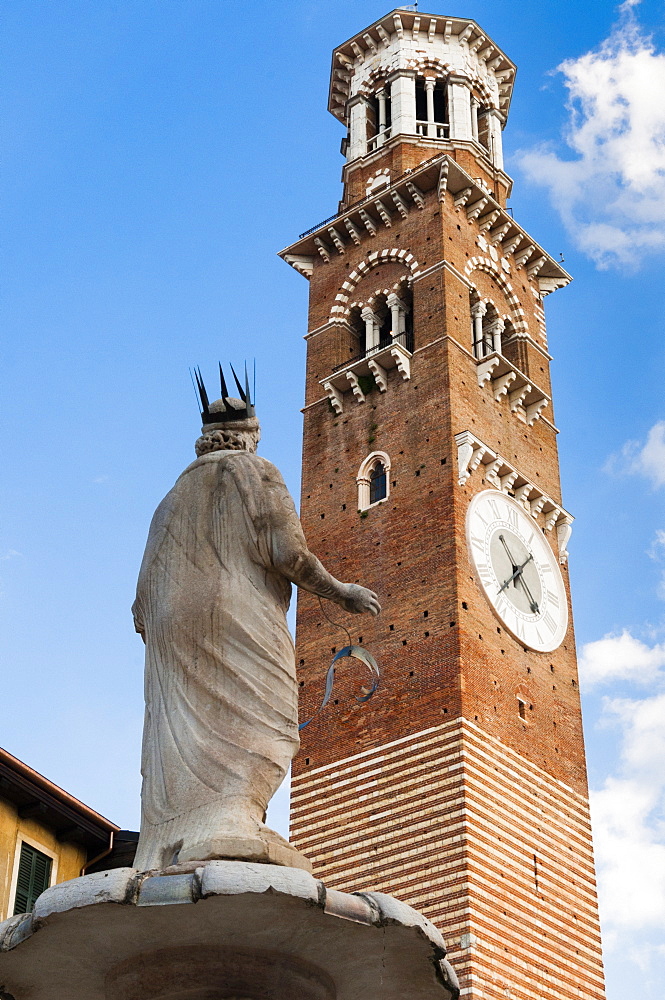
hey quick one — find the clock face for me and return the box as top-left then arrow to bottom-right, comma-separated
466,490 -> 568,653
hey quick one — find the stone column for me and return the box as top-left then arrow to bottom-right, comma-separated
348,95 -> 370,160
489,318 -> 505,355
425,78 -> 436,138
362,306 -> 380,351
378,89 -> 387,131
448,76 -> 472,142
470,97 -> 479,142
387,293 -> 407,338
487,109 -> 504,170
471,301 -> 487,359
387,70 -> 416,138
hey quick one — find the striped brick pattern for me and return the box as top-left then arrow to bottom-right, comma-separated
291,718 -> 605,1000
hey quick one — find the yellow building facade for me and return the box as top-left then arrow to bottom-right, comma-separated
0,747 -> 117,920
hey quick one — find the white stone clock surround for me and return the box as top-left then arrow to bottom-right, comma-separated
466,489 -> 568,653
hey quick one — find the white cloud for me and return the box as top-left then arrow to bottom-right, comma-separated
591,690 -> 665,940
0,549 -> 21,561
579,629 -> 665,688
581,623 -> 665,956
648,529 -> 665,600
634,422 -> 665,488
518,6 -> 665,269
605,420 -> 665,489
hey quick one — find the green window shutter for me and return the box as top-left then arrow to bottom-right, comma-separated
13,842 -> 52,914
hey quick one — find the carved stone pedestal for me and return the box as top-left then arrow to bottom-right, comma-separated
0,862 -> 459,1000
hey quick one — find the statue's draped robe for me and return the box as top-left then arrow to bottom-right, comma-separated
132,451 -> 302,871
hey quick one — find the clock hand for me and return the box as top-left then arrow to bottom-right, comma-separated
497,552 -> 534,595
499,533 -> 518,568
515,566 -> 540,614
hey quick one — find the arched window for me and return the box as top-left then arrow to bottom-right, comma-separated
477,106 -> 491,154
415,77 -> 449,138
369,462 -> 387,505
367,85 -> 392,152
357,451 -> 391,510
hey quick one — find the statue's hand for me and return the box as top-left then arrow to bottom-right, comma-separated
339,583 -> 381,616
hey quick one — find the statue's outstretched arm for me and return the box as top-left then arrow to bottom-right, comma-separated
264,466 -> 380,617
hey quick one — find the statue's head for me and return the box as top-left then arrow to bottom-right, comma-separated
193,365 -> 260,457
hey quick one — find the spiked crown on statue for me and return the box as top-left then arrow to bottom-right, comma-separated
194,364 -> 256,428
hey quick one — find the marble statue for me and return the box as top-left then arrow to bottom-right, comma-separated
131,371 -> 380,872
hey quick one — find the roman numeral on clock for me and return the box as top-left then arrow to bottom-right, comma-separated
513,617 -> 526,640
470,534 -> 486,556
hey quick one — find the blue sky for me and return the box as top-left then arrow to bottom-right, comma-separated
2,2 -> 665,997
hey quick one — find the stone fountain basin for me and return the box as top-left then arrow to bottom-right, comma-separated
0,861 -> 459,1000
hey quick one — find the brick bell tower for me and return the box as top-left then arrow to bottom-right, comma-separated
280,10 -> 605,1000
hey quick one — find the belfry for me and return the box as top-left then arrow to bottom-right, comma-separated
281,9 -> 606,1000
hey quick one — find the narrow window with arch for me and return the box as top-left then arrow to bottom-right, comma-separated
369,461 -> 387,504
367,85 -> 392,153
415,77 -> 449,138
357,451 -> 391,511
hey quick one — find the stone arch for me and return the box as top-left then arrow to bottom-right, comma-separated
465,256 -> 527,334
358,67 -> 395,98
349,271 -> 410,314
330,250 -> 421,321
406,57 -> 495,109
466,71 -> 495,110
404,55 -> 453,79
365,167 -> 391,196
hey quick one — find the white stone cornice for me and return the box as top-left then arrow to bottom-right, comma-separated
282,254 -> 314,279
466,197 -> 488,221
374,199 -> 393,227
391,190 -> 409,219
411,258 -> 473,288
475,352 -> 550,426
328,13 -> 517,125
359,209 -> 378,236
376,23 -> 390,47
344,218 -> 362,245
327,227 -> 346,254
406,180 -> 426,209
280,154 -> 571,296
454,430 -> 573,562
362,32 -> 378,55
437,160 -> 449,200
319,340 -> 412,411
314,237 -> 331,263
304,318 -> 355,341
478,209 -> 500,233
454,186 -> 473,208
323,381 -> 344,414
